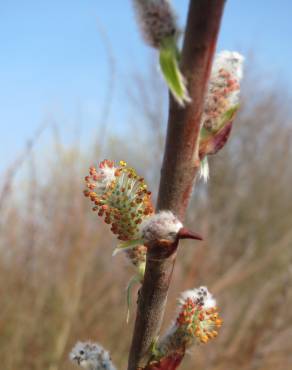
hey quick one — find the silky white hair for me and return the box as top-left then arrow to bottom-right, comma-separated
69,341 -> 116,370
140,211 -> 182,243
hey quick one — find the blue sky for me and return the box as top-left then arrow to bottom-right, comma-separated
1,0 -> 292,171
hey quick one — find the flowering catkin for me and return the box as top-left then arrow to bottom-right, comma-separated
199,51 -> 244,182
157,286 -> 222,357
84,162 -> 200,271
133,0 -> 178,48
201,50 -> 244,133
84,160 -> 154,242
84,159 -> 154,269
70,341 -> 116,370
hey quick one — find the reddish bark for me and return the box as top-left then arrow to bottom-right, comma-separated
127,2 -> 226,369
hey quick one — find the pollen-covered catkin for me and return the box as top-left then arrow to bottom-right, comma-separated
84,160 -> 154,242
84,159 -> 154,270
157,287 -> 222,356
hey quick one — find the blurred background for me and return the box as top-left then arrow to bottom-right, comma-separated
1,1 -> 292,369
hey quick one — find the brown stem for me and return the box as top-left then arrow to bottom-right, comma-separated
127,1 -> 226,369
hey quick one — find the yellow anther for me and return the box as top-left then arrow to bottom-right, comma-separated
215,319 -> 222,327
200,335 -> 209,344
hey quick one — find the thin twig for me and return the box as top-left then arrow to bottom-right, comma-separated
0,122 -> 48,213
211,230 -> 292,294
127,1 -> 226,369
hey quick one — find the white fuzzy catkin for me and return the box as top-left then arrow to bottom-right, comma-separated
140,211 -> 182,243
179,286 -> 216,309
202,50 -> 244,131
70,342 -> 116,370
133,0 -> 177,48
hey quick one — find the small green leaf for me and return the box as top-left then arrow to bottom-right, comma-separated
151,337 -> 163,360
126,275 -> 141,323
200,104 -> 239,139
112,239 -> 144,256
159,37 -> 191,107
200,126 -> 212,140
137,261 -> 146,280
217,104 -> 239,131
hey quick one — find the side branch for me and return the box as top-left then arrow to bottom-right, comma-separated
128,1 -> 226,369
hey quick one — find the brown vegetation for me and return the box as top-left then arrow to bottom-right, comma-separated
0,69 -> 292,370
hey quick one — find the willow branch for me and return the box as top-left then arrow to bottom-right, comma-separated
127,1 -> 226,369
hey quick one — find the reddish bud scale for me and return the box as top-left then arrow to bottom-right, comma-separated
145,352 -> 184,370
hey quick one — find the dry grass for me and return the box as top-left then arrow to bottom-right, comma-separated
0,72 -> 292,370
